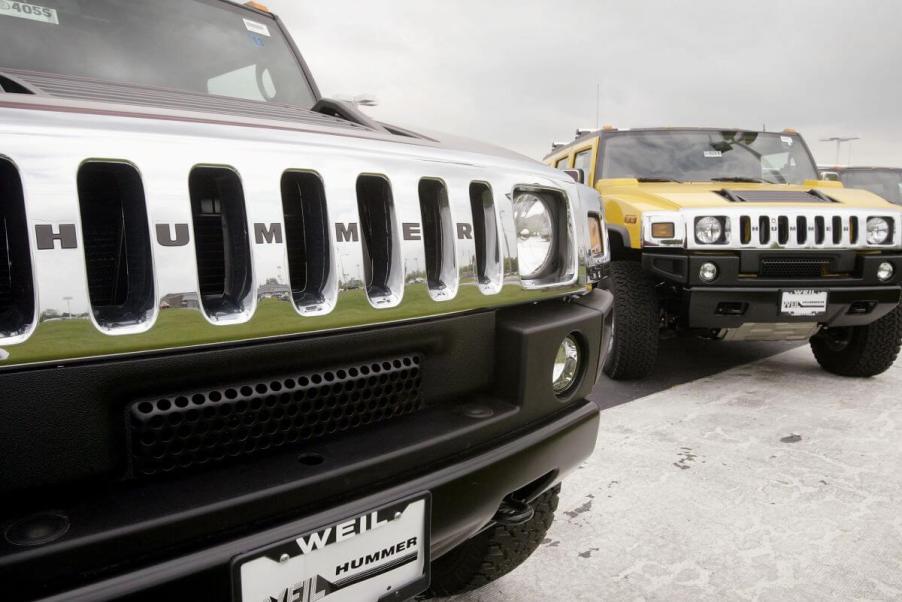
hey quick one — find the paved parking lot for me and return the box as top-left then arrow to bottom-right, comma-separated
452,342 -> 902,601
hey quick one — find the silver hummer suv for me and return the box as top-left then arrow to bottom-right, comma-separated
0,1 -> 612,600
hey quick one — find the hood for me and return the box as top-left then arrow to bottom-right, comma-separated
598,180 -> 900,211
0,67 -> 557,177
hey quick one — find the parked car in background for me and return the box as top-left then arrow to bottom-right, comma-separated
821,166 -> 902,206
0,1 -> 613,600
548,127 -> 902,380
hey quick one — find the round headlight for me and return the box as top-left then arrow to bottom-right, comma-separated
514,192 -> 554,278
866,217 -> 890,245
877,261 -> 895,282
699,262 -> 719,282
552,335 -> 581,395
695,216 -> 723,244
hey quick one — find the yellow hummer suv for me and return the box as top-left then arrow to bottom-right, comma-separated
547,127 -> 902,379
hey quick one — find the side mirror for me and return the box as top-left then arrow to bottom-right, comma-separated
563,168 -> 585,184
819,170 -> 840,182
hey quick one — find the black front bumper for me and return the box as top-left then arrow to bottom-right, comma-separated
685,285 -> 901,328
37,402 -> 599,602
0,290 -> 612,601
643,251 -> 902,329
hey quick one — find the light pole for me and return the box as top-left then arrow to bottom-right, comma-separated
821,136 -> 860,165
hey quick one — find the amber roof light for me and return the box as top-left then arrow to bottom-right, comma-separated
244,1 -> 271,13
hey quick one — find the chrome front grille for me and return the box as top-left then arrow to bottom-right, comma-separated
0,105 -> 597,367
677,208 -> 902,250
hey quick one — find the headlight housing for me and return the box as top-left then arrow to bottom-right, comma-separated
514,191 -> 557,279
695,216 -> 726,244
866,217 -> 891,245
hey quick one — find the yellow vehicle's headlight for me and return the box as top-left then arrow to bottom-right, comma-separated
514,192 -> 555,278
866,217 -> 891,245
695,216 -> 724,244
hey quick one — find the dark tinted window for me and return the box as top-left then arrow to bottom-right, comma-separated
599,130 -> 818,184
840,169 -> 902,205
0,0 -> 315,107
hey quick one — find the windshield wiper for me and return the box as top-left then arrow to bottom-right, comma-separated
637,177 -> 683,183
710,176 -> 765,183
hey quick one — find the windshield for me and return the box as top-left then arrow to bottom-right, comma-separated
0,0 -> 316,107
599,130 -> 819,184
839,169 -> 902,205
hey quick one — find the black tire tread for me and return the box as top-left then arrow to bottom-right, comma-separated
425,486 -> 560,598
603,261 -> 660,380
811,305 -> 902,377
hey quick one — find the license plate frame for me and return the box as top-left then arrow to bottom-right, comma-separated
780,289 -> 828,317
231,493 -> 431,602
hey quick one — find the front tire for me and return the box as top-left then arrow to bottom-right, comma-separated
811,305 -> 902,377
425,486 -> 560,597
603,261 -> 660,380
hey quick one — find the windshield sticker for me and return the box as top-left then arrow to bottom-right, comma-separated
0,1 -> 59,24
704,150 -> 723,158
243,18 -> 270,37
780,135 -> 794,146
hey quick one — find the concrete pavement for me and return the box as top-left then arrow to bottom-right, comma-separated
451,346 -> 902,601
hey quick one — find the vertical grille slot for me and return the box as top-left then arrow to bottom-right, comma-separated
832,216 -> 843,245
0,158 -> 34,338
758,216 -> 770,245
418,178 -> 456,296
77,162 -> 154,328
356,175 -> 396,301
470,182 -> 502,285
796,216 -> 807,244
739,216 -> 751,245
777,216 -> 789,245
850,216 -> 859,245
189,166 -> 252,318
814,216 -> 826,244
280,171 -> 330,308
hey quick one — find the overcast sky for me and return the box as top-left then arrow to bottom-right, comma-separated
267,0 -> 902,168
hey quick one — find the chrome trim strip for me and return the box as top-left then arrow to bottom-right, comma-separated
0,107 -> 601,368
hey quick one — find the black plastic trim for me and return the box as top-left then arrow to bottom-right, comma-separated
684,285 -> 901,328
32,402 -> 598,602
0,158 -> 35,338
77,161 -> 154,328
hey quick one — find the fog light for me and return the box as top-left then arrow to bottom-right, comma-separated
877,261 -> 894,282
699,262 -> 718,282
552,335 -> 581,395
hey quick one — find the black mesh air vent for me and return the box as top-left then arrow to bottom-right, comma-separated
759,257 -> 831,278
77,162 -> 154,327
356,175 -> 396,299
720,189 -> 836,203
418,178 -> 455,293
189,166 -> 252,317
469,183 -> 502,284
0,159 -> 34,337
281,171 -> 330,308
127,354 -> 423,478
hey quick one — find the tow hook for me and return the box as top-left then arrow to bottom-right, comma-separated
492,496 -> 535,527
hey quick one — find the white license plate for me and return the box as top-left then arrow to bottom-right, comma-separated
232,494 -> 429,602
780,289 -> 828,317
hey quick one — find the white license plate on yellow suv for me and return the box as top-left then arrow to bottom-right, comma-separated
780,289 -> 828,317
232,494 -> 429,602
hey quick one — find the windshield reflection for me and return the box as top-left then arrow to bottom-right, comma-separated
600,130 -> 819,185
